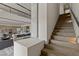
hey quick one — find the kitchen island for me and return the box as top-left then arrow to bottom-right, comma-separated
14,38 -> 44,56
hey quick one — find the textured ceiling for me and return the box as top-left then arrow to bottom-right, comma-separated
0,3 -> 31,26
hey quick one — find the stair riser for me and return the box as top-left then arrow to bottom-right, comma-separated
53,36 -> 69,42
55,28 -> 73,30
56,25 -> 73,27
53,29 -> 74,33
55,29 -> 74,32
55,27 -> 73,29
57,22 -> 72,24
54,32 -> 75,36
54,30 -> 74,33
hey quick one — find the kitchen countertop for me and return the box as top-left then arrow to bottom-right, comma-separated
14,38 -> 44,48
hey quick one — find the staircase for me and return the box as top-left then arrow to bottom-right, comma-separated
41,13 -> 79,56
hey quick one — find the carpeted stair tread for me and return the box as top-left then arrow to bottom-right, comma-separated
52,35 -> 75,42
54,28 -> 74,32
42,48 -> 65,56
47,44 -> 79,56
51,40 -> 78,48
53,32 -> 75,37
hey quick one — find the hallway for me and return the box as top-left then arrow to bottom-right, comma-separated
41,13 -> 79,56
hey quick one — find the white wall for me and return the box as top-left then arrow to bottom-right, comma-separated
38,3 -> 48,43
38,3 -> 59,44
31,3 -> 59,44
47,3 -> 60,43
70,3 -> 79,43
59,3 -> 64,15
31,3 -> 38,38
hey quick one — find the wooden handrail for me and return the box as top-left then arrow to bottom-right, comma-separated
70,8 -> 79,39
70,8 -> 79,27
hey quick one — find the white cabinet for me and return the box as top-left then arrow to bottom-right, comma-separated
14,38 -> 44,56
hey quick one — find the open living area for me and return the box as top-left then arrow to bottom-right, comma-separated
0,3 -> 79,56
